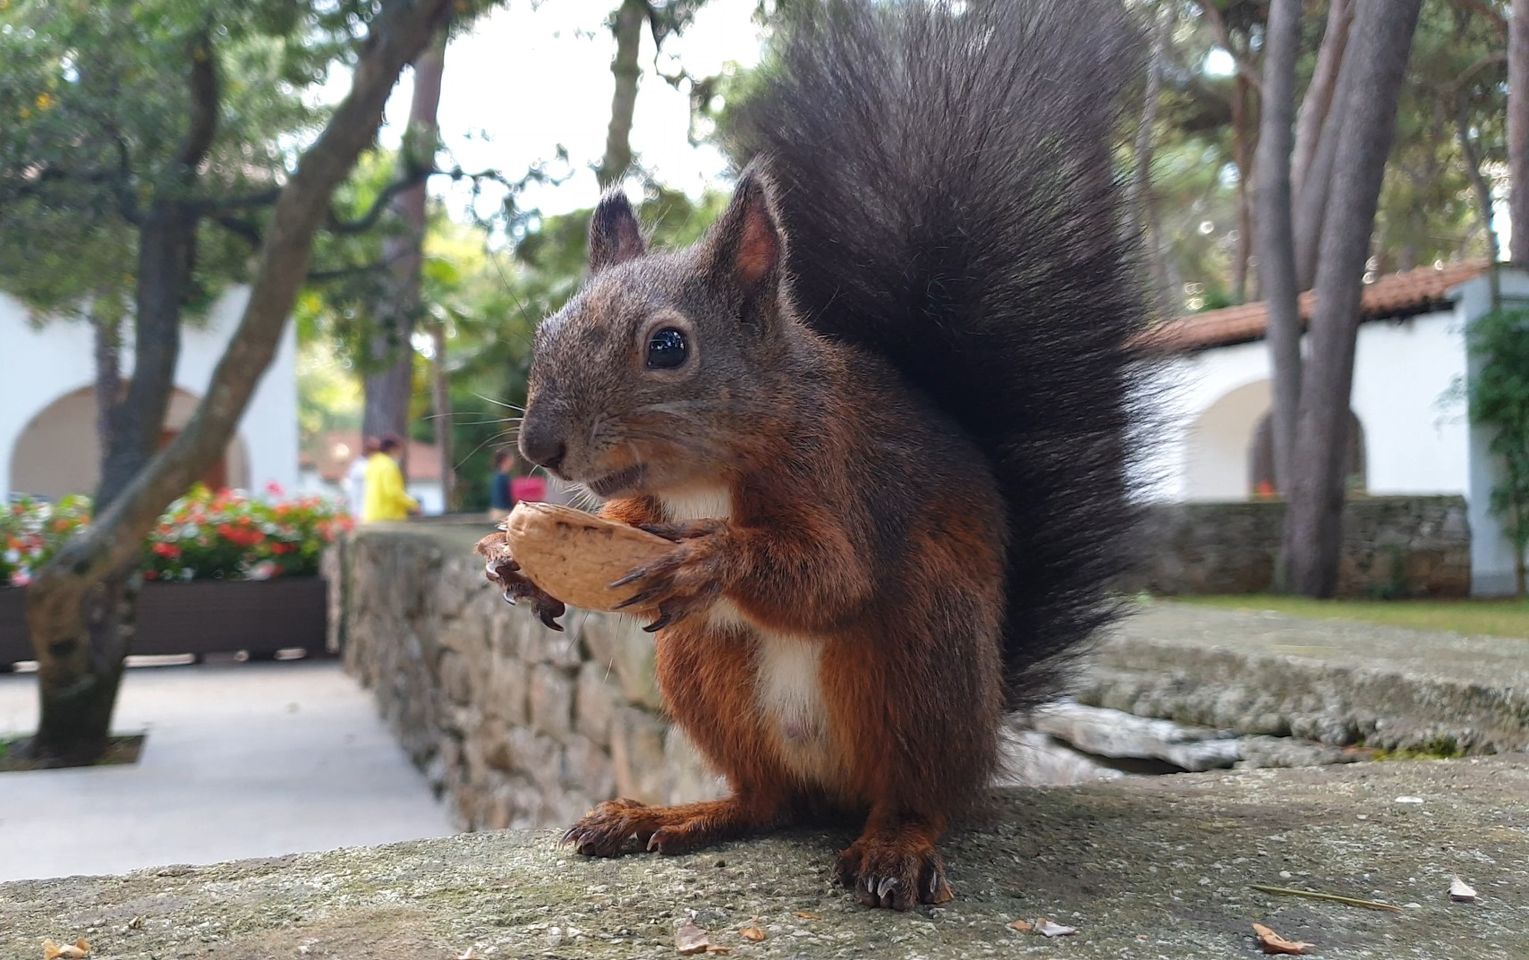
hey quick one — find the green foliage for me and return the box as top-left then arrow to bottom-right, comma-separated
1468,306 -> 1529,586
0,0 -> 372,322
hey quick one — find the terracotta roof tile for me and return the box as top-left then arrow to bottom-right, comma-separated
1141,260 -> 1489,353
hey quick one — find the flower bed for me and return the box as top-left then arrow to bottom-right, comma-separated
3,485 -> 351,587
1,486 -> 348,667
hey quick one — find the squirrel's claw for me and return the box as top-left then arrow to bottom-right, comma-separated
607,525 -> 733,633
485,552 -> 566,630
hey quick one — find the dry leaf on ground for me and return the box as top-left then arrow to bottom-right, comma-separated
739,922 -> 766,942
1007,918 -> 1034,933
42,939 -> 91,960
1253,922 -> 1314,955
1034,918 -> 1078,938
675,920 -> 712,956
1449,877 -> 1478,903
793,910 -> 821,921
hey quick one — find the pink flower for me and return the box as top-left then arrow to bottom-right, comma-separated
10,571 -> 31,587
264,480 -> 285,498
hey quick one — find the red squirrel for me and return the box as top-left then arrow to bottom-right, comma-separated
485,0 -> 1143,910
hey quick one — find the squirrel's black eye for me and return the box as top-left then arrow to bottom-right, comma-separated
645,327 -> 689,369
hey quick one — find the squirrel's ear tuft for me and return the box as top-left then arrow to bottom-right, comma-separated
588,190 -> 646,274
708,164 -> 785,299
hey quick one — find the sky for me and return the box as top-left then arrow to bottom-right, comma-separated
376,0 -> 767,222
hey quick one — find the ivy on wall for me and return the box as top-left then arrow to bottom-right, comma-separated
1469,305 -> 1529,597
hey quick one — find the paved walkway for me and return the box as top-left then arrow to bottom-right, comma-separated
0,659 -> 451,882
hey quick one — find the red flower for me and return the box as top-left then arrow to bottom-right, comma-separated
152,542 -> 181,558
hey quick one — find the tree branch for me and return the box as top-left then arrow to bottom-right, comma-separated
176,30 -> 220,173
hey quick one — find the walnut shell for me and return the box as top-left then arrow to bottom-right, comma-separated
492,502 -> 673,612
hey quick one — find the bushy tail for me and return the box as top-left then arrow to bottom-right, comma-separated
732,0 -> 1146,711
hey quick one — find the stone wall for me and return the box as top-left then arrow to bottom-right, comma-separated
1130,495 -> 1471,597
333,522 -> 719,831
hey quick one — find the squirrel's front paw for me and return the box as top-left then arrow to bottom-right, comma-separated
610,520 -> 734,632
481,551 -> 567,632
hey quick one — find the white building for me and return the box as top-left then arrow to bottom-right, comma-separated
1141,261 -> 1523,597
0,286 -> 300,502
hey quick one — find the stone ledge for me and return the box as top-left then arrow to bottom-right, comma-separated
5,757 -> 1527,959
1085,604 -> 1529,754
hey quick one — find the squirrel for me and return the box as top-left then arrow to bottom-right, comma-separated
484,0 -> 1143,910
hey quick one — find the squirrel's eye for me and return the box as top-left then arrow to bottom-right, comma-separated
645,327 -> 689,369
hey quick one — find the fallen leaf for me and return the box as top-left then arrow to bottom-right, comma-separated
1034,918 -> 1078,938
675,920 -> 711,956
42,939 -> 91,960
793,911 -> 821,921
1449,877 -> 1478,903
126,916 -> 144,931
1007,918 -> 1034,933
739,923 -> 766,942
1253,922 -> 1313,955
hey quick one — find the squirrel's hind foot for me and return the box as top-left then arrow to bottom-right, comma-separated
563,795 -> 777,858
835,818 -> 954,911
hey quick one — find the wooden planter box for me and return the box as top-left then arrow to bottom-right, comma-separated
0,577 -> 329,669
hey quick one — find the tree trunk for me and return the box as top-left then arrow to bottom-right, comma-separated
1510,0 -> 1529,266
27,32 -> 218,763
90,307 -> 122,464
25,0 -> 453,764
1292,0 -> 1352,198
362,24 -> 448,470
1283,0 -> 1424,597
1256,0 -> 1303,510
97,206 -> 194,509
1232,74 -> 1254,304
430,319 -> 455,510
1293,68 -> 1353,290
1131,3 -> 1177,315
597,0 -> 646,188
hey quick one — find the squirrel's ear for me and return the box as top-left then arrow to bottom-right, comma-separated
707,165 -> 785,300
588,190 -> 646,274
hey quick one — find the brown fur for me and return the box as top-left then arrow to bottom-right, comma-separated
493,169 -> 1006,911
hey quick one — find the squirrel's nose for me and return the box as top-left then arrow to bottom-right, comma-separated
519,422 -> 567,475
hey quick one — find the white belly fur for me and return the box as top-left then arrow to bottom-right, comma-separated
659,486 -> 837,786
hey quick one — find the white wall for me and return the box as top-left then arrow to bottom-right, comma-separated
1140,309 -> 1471,505
1139,272 -> 1528,596
0,286 -> 299,500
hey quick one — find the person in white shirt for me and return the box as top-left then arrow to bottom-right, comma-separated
346,437 -> 379,515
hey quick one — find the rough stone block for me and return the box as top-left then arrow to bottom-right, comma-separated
484,657 -> 530,727
529,663 -> 575,742
609,706 -> 669,804
562,736 -> 615,801
579,613 -> 663,710
574,661 -> 616,747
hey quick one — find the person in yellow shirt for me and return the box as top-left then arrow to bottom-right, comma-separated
361,435 -> 420,522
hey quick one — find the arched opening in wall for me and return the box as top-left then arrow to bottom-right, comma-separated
9,387 -> 250,500
1184,380 -> 1271,501
1249,411 -> 1366,497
